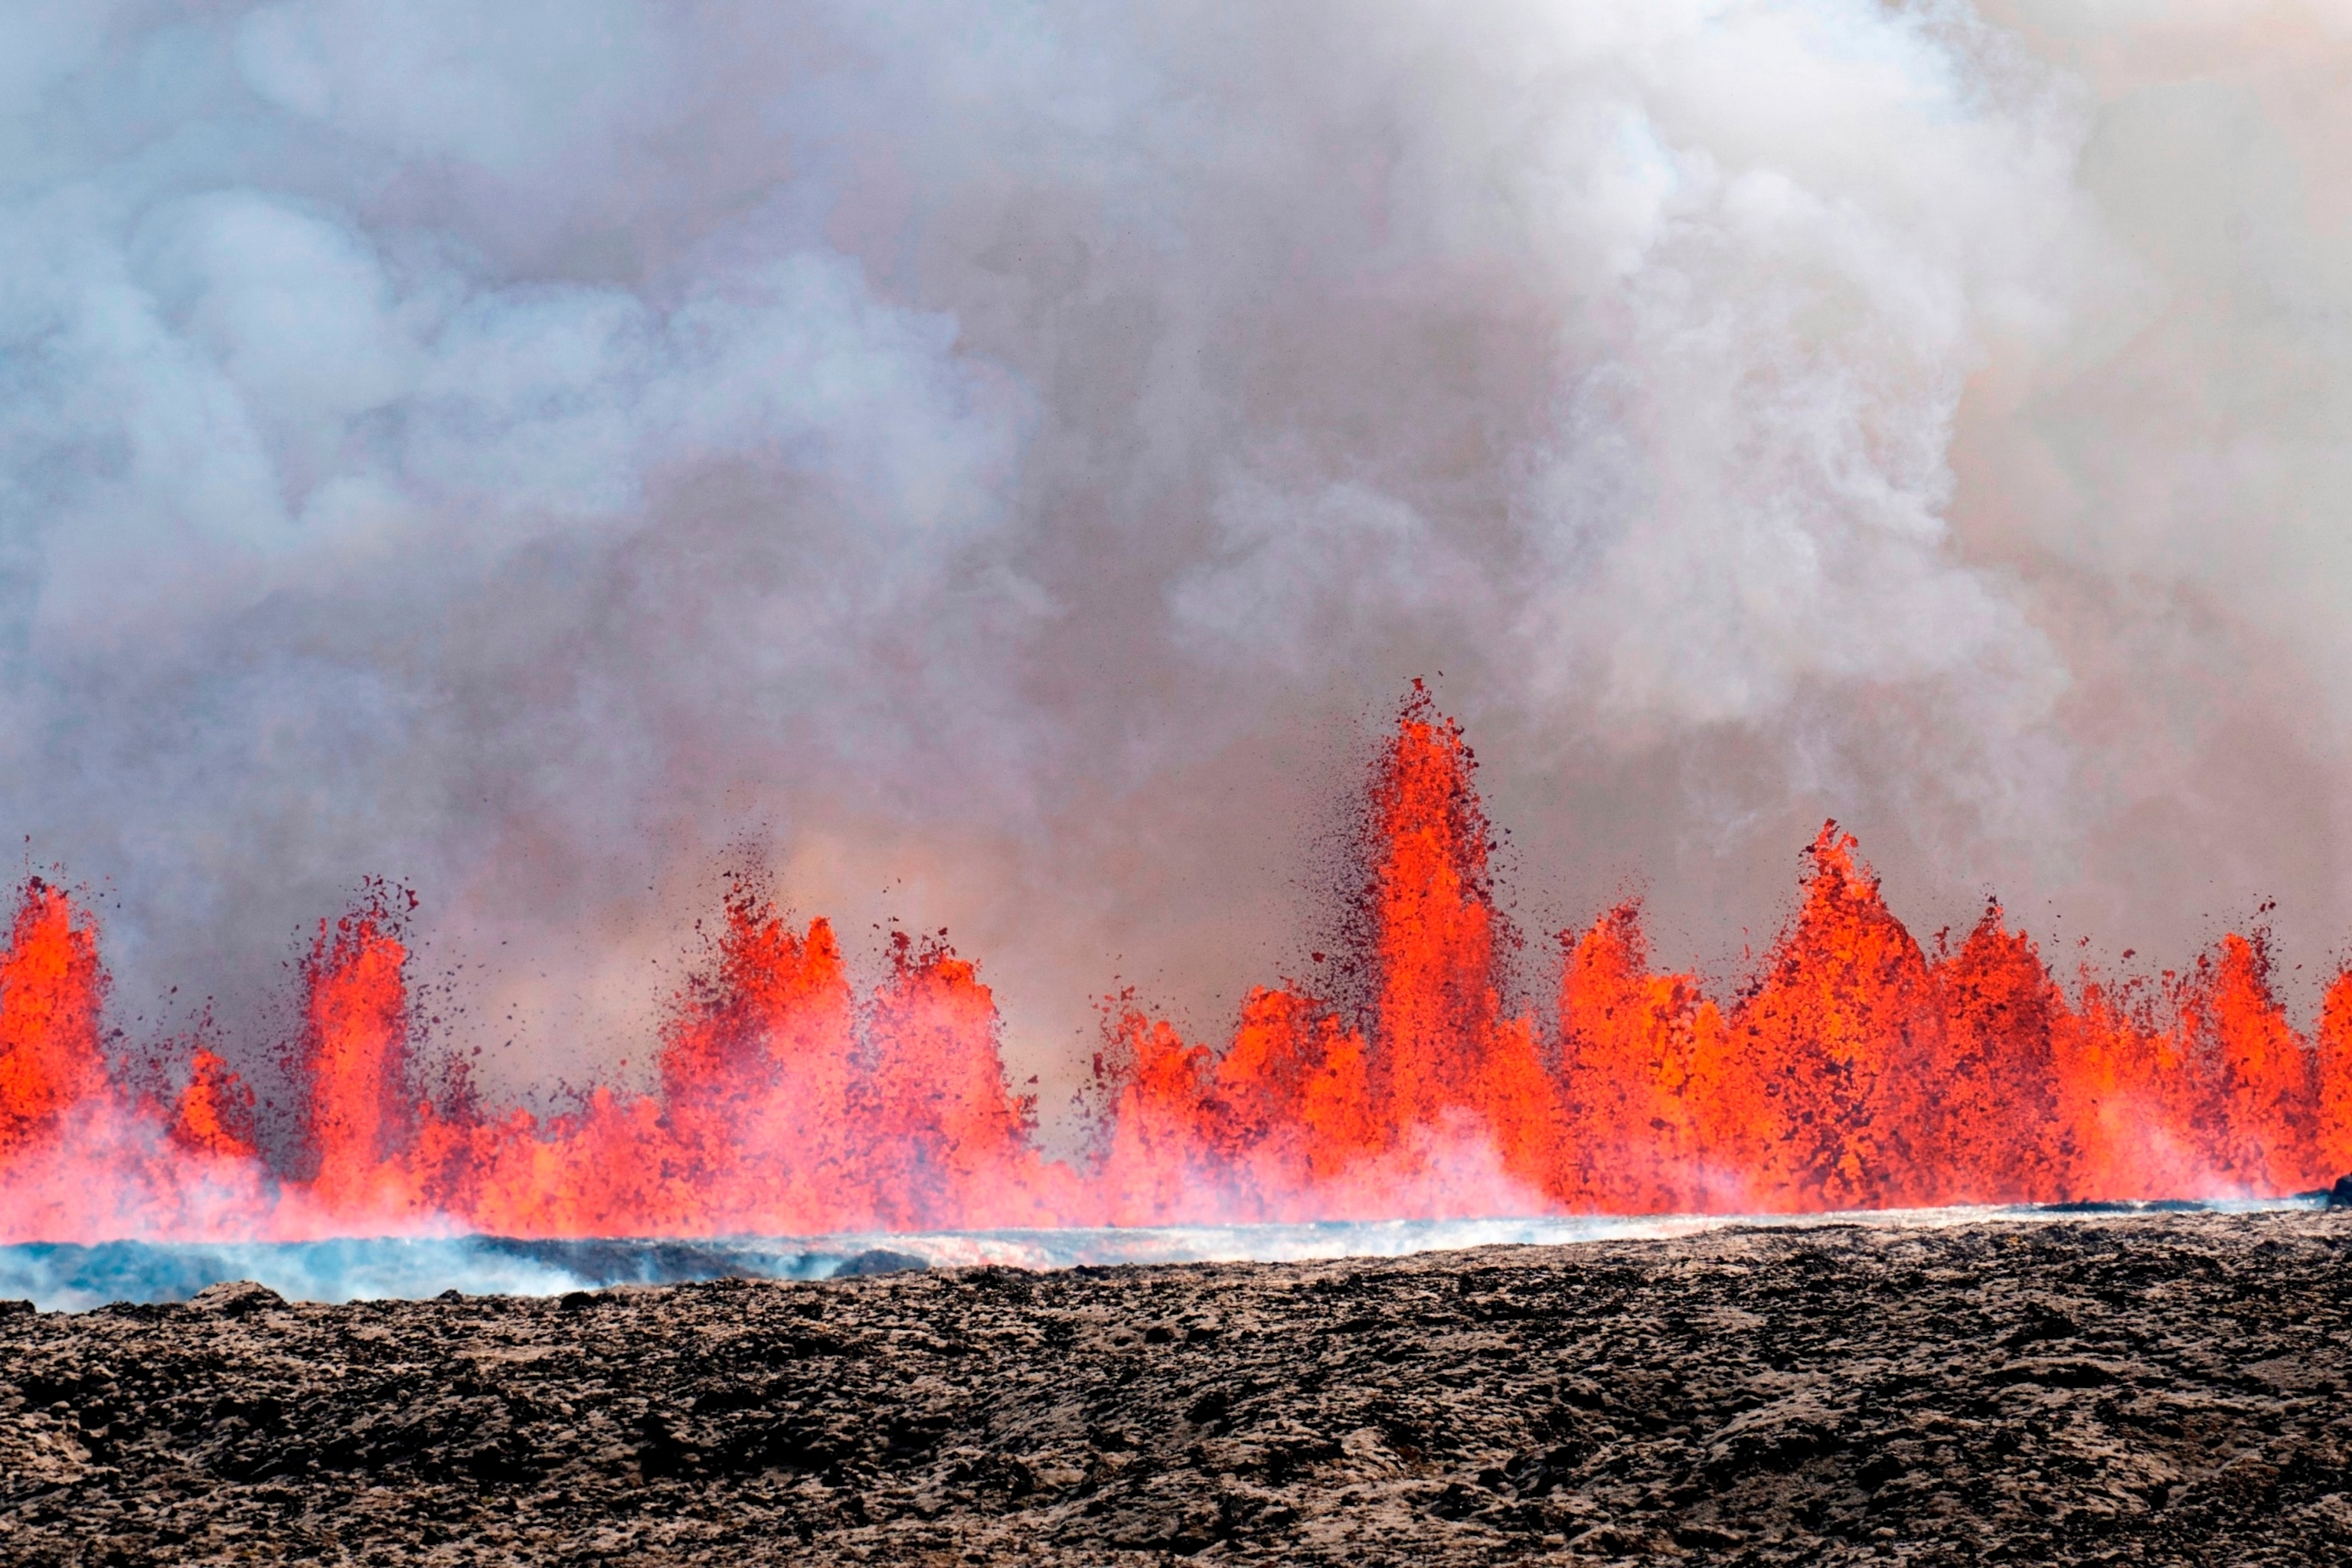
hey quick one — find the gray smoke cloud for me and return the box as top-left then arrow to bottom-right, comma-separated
3,0 -> 2347,1122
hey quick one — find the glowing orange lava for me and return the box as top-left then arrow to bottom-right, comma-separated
2,688 -> 2347,1243
0,880 -> 107,1158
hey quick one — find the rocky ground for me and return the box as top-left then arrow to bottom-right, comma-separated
3,1211 -> 2349,1566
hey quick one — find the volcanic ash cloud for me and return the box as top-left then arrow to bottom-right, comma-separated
0,2 -> 2347,1105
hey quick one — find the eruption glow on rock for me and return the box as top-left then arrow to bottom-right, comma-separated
2,689 -> 2349,1245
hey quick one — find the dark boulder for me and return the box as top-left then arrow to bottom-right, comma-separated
188,1281 -> 284,1318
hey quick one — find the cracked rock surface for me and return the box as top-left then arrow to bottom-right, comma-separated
3,1211 -> 2349,1564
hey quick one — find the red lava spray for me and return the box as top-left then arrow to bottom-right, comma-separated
4,688 -> 2350,1242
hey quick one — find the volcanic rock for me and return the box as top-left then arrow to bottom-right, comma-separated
4,1211 -> 2350,1564
187,1282 -> 285,1318
2328,1174 -> 2352,1210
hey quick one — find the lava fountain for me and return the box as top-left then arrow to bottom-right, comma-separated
3,687 -> 2350,1245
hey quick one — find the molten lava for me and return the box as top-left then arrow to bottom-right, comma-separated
0,880 -> 106,1158
3,688 -> 2349,1243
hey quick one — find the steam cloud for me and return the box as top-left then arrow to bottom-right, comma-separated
3,1 -> 2346,1125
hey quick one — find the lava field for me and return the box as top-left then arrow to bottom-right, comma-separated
5,1210 -> 2349,1565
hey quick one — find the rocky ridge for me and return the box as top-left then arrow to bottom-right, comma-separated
4,1211 -> 2350,1564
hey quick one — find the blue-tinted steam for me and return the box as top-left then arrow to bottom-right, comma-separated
3,1200 -> 2318,1312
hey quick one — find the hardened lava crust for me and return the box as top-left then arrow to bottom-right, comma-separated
4,1213 -> 2350,1566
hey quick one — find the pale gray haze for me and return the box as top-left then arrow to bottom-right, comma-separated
4,1 -> 2348,1125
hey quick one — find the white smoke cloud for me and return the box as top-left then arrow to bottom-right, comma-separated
1,0 -> 2347,1109
17,180 -> 1012,639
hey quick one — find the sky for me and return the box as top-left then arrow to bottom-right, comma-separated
6,0 -> 2352,1126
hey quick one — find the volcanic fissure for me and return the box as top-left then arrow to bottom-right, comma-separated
3,687 -> 2347,1244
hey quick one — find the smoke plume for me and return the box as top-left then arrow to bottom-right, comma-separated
3,1 -> 2347,1125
